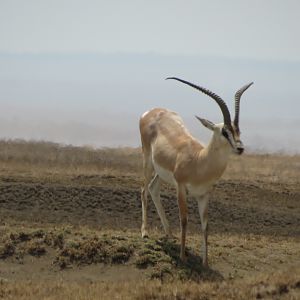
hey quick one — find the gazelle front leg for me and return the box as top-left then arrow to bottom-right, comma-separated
177,183 -> 188,262
197,193 -> 209,267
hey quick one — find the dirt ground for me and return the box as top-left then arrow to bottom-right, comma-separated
0,142 -> 299,299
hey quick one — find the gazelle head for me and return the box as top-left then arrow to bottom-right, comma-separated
166,77 -> 253,155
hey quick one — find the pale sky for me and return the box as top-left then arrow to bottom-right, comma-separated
0,0 -> 300,153
1,0 -> 300,61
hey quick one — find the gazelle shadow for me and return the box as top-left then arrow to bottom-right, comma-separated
156,236 -> 224,282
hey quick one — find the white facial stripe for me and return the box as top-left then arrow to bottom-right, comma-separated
228,134 -> 236,148
223,128 -> 244,151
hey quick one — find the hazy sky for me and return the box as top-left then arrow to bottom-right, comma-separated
0,0 -> 300,153
1,0 -> 300,60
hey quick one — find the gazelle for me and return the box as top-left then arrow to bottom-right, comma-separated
139,77 -> 253,267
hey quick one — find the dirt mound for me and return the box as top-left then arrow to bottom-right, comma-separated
0,177 -> 299,237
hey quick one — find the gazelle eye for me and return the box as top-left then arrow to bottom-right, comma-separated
222,128 -> 229,139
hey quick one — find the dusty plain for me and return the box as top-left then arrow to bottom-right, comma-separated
0,140 -> 299,299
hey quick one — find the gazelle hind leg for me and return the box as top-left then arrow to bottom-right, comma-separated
149,174 -> 172,236
141,185 -> 149,238
141,155 -> 153,238
197,194 -> 209,267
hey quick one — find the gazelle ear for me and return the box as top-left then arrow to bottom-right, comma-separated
195,116 -> 215,131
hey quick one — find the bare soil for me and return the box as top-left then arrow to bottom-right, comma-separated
0,173 -> 299,237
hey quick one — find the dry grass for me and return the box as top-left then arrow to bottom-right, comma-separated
1,270 -> 299,300
225,154 -> 300,184
0,139 -> 142,176
0,139 -> 299,185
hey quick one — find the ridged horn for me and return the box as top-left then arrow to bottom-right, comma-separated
166,77 -> 232,127
234,82 -> 254,129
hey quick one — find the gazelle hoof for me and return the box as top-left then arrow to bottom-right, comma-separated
202,260 -> 208,268
180,254 -> 187,263
141,230 -> 149,239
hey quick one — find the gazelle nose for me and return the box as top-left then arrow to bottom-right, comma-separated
237,147 -> 244,155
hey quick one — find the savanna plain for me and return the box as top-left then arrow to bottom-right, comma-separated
0,140 -> 299,299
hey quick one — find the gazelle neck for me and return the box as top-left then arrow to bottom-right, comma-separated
201,131 -> 232,173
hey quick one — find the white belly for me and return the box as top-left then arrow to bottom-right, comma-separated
152,161 -> 176,186
186,182 -> 213,196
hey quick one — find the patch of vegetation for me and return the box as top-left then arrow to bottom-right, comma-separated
0,242 -> 15,258
55,235 -> 135,268
57,238 -> 106,266
0,227 -> 226,282
1,226 -> 218,281
10,229 -> 45,242
111,245 -> 133,264
27,240 -> 46,257
149,263 -> 173,280
0,228 -> 65,261
135,239 -> 164,268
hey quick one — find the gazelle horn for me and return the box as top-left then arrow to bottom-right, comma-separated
234,82 -> 254,130
166,77 -> 232,127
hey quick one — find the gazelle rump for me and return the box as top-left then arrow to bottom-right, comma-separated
139,78 -> 253,267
